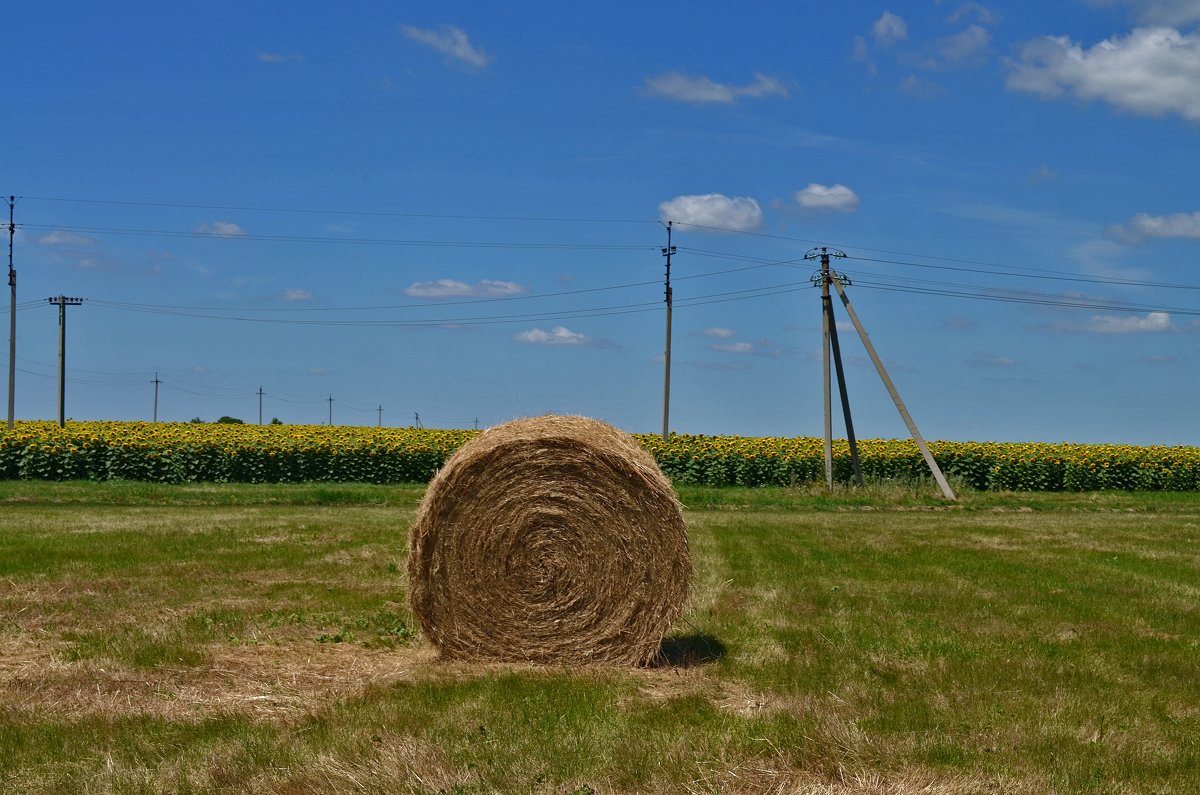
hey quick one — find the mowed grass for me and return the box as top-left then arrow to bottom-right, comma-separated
1,481 -> 1197,794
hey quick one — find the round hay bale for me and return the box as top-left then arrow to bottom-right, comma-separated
407,415 -> 689,666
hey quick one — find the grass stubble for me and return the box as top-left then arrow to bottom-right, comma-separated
0,480 -> 1197,793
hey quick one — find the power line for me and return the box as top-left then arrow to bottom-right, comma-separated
19,223 -> 656,252
21,194 -> 653,225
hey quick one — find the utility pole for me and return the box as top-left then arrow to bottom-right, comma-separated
377,404 -> 383,428
152,372 -> 161,422
47,296 -> 84,428
807,247 -> 862,488
327,394 -> 333,426
661,220 -> 675,442
414,412 -> 422,429
258,386 -> 264,424
6,196 -> 16,430
474,417 -> 479,431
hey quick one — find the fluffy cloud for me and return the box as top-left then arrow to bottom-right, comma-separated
1005,27 -> 1200,121
258,52 -> 303,63
968,351 -> 1020,368
937,24 -> 991,63
641,72 -> 787,105
34,230 -> 98,246
513,326 -> 592,346
1108,210 -> 1200,242
1084,311 -> 1173,333
872,12 -> 909,47
281,288 -> 314,301
898,74 -> 947,99
403,279 -> 528,298
194,221 -> 246,238
947,2 -> 1001,26
400,24 -> 491,68
1086,0 -> 1200,26
795,183 -> 860,212
711,342 -> 754,354
658,194 -> 763,231
702,327 -> 736,339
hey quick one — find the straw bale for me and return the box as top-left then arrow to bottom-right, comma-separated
407,415 -> 689,666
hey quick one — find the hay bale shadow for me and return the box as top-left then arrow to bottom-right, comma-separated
654,632 -> 726,668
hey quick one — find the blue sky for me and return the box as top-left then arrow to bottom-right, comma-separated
4,0 -> 1199,443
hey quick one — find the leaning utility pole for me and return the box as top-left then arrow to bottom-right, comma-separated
661,221 -> 676,441
47,296 -> 84,428
829,277 -> 955,500
7,196 -> 16,430
152,372 -> 162,422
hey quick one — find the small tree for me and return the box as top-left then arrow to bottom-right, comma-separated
216,416 -> 245,424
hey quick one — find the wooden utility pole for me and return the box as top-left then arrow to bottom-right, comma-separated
661,221 -> 676,441
327,394 -> 333,426
258,386 -> 264,425
807,247 -> 863,488
6,196 -> 16,430
47,296 -> 84,428
152,372 -> 162,422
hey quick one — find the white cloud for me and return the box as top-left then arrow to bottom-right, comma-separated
872,12 -> 909,48
1027,164 -> 1059,184
898,74 -> 947,99
641,72 -> 787,105
194,221 -> 246,238
258,52 -> 303,63
1085,311 -> 1174,333
711,342 -> 754,354
1108,210 -> 1200,242
937,25 -> 991,63
851,36 -> 870,62
400,24 -> 491,68
702,327 -> 736,339
795,183 -> 860,212
1005,27 -> 1200,121
969,352 -> 1021,368
281,288 -> 314,301
514,326 -> 592,346
689,360 -> 753,371
34,229 -> 99,246
948,2 -> 1001,26
1086,0 -> 1200,26
403,279 -> 528,298
658,193 -> 763,231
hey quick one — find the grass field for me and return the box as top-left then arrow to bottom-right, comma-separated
1,480 -> 1197,793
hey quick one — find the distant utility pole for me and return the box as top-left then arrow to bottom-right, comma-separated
7,195 -> 16,430
474,417 -> 479,431
152,372 -> 162,422
414,412 -> 422,429
660,220 -> 676,442
327,394 -> 334,426
805,247 -> 956,501
377,404 -> 383,428
257,386 -> 264,425
47,295 -> 84,428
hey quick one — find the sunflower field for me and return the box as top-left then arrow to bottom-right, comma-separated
1,420 -> 1198,492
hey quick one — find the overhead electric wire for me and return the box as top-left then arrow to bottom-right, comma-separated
20,223 -> 656,252
21,194 -> 653,225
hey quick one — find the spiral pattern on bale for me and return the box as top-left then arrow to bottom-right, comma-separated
407,415 -> 690,666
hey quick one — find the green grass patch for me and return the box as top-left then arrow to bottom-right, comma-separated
1,481 -> 1197,793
